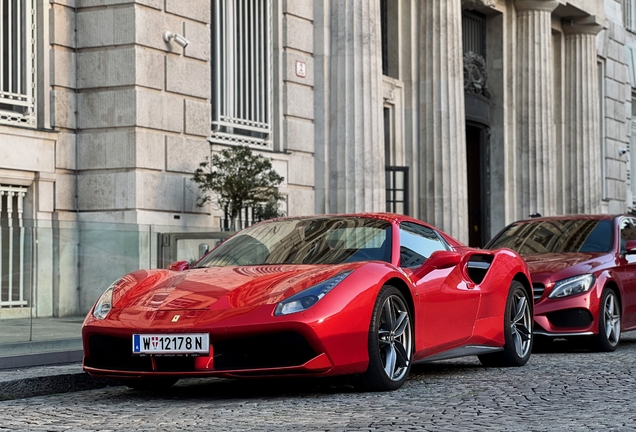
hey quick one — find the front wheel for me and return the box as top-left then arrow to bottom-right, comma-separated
592,288 -> 621,352
359,286 -> 413,391
479,281 -> 532,367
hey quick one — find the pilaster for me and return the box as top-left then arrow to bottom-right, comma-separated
326,0 -> 385,213
514,0 -> 558,218
418,0 -> 468,243
563,19 -> 604,214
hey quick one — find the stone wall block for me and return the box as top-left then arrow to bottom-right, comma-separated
139,171 -> 184,212
166,56 -> 211,99
136,130 -> 166,170
166,0 -> 210,23
185,100 -> 212,137
78,129 -> 137,170
77,89 -> 136,129
184,177 -> 207,213
78,171 -> 136,211
284,83 -> 314,120
184,21 -> 211,61
287,154 -> 314,187
284,118 -> 314,153
286,188 -> 314,217
136,47 -> 165,90
56,132 -> 77,170
50,5 -> 75,48
136,7 -> 183,52
166,136 -> 209,173
284,51 -> 314,86
283,0 -> 314,21
284,15 -> 313,53
77,7 -> 135,48
54,173 -> 76,211
51,88 -> 77,129
77,48 -> 136,89
136,90 -> 184,132
51,48 -> 77,89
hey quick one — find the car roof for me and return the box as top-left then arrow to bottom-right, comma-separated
511,214 -> 621,225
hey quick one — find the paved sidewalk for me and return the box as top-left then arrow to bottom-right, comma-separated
0,363 -> 120,401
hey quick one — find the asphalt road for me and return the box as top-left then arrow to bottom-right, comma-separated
1,334 -> 636,431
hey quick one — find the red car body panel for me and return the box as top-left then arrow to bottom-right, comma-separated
82,213 -> 531,381
488,214 -> 636,338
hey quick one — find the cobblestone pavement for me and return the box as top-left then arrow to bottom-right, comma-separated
2,334 -> 636,431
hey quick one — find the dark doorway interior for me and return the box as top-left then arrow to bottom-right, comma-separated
466,125 -> 487,247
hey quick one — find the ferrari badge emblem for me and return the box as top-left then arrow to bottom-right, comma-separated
171,314 -> 180,323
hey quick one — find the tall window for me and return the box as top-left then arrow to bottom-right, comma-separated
211,0 -> 272,148
626,0 -> 636,33
0,0 -> 36,127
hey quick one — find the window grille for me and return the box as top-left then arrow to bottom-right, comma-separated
0,185 -> 29,308
211,0 -> 272,148
462,10 -> 486,58
386,167 -> 409,215
0,0 -> 36,127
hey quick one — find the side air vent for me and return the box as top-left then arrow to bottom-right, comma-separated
532,283 -> 545,303
466,254 -> 494,284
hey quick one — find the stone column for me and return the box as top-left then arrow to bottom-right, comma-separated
514,0 -> 558,219
562,19 -> 604,214
418,0 -> 468,243
327,0 -> 385,213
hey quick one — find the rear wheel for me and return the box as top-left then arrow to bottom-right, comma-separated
124,377 -> 179,391
479,281 -> 532,367
360,286 -> 413,391
592,288 -> 621,352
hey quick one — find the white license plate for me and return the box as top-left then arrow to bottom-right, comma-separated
132,333 -> 210,355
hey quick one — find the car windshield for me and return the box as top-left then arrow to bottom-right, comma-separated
487,219 -> 613,255
195,217 -> 392,267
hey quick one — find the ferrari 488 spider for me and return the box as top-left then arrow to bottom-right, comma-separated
82,213 -> 533,391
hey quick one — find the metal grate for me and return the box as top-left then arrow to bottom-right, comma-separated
211,0 -> 272,148
462,10 -> 486,58
0,0 -> 36,127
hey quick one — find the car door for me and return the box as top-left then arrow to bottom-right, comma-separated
400,222 -> 480,356
616,217 -> 636,326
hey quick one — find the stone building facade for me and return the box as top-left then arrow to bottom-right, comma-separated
0,0 -> 630,319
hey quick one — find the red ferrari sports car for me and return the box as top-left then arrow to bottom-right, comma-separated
82,213 -> 533,391
486,214 -> 636,351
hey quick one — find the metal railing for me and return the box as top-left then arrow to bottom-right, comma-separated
0,0 -> 36,127
0,185 -> 28,308
211,0 -> 272,148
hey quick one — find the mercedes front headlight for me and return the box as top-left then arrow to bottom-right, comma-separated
548,274 -> 596,299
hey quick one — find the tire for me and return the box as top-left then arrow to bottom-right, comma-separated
359,286 -> 413,391
592,288 -> 621,352
124,377 -> 179,391
479,281 -> 532,367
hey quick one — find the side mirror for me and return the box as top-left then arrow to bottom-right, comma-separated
412,250 -> 462,279
626,240 -> 636,254
168,260 -> 190,271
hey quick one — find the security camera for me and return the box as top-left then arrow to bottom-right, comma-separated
163,31 -> 190,48
620,148 -> 628,156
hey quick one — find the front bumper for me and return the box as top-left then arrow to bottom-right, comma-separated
532,284 -> 601,337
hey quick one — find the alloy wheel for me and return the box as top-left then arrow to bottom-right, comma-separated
510,291 -> 532,359
377,295 -> 412,382
603,292 -> 621,347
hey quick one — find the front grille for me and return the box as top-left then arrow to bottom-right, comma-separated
547,308 -> 593,328
86,335 -> 196,372
214,332 -> 317,370
86,332 -> 317,373
532,283 -> 545,302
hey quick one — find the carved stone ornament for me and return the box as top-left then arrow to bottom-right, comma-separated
462,0 -> 497,10
463,51 -> 491,99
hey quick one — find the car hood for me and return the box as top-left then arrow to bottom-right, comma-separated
522,252 -> 612,278
111,264 -> 357,312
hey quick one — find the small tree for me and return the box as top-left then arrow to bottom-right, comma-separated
192,145 -> 285,230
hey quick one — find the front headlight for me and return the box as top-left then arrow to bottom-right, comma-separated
274,271 -> 353,316
93,280 -> 118,320
548,274 -> 596,299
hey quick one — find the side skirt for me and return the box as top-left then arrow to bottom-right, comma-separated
414,345 -> 503,364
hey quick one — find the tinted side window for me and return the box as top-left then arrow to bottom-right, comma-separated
399,222 -> 447,267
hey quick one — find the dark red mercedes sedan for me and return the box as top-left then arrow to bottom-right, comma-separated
486,214 -> 636,351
